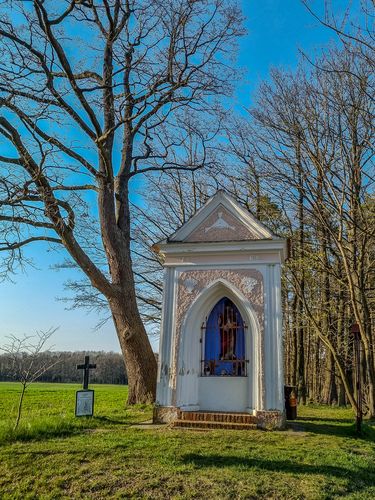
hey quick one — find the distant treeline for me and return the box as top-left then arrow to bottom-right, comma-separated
0,351 -> 128,385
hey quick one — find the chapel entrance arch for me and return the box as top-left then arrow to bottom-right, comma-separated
176,279 -> 260,413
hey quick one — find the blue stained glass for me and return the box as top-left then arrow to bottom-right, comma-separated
203,297 -> 246,376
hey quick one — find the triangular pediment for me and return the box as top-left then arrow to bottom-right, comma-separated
167,191 -> 275,243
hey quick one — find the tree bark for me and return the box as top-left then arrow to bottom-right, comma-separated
322,352 -> 337,405
111,297 -> 157,404
296,149 -> 306,404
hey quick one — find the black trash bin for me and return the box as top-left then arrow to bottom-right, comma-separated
284,385 -> 297,420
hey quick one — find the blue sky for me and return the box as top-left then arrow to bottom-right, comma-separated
0,0 -> 351,353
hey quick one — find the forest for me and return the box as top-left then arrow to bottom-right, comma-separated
0,351 -> 128,385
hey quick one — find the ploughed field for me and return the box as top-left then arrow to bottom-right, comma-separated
0,382 -> 374,499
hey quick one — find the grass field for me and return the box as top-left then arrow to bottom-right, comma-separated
0,382 -> 374,499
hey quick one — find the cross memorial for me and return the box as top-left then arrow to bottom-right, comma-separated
77,355 -> 96,390
75,355 -> 96,417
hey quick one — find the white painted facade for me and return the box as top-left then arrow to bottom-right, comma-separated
153,191 -> 287,419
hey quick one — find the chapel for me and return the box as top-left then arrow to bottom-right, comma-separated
153,191 -> 287,429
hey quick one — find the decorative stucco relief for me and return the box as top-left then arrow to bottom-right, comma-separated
171,268 -> 265,404
184,205 -> 260,242
241,276 -> 258,294
205,211 -> 235,232
181,277 -> 198,294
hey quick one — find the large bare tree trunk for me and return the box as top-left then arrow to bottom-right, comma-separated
98,172 -> 158,402
111,299 -> 157,403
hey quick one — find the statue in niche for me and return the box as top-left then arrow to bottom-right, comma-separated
218,304 -> 237,360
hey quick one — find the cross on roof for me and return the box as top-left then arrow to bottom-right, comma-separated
77,355 -> 96,390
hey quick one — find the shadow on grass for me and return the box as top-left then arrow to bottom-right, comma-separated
92,415 -> 128,425
182,453 -> 375,494
288,419 -> 375,441
296,416 -> 354,423
0,423 -> 80,444
0,415 -> 115,444
0,413 -> 151,444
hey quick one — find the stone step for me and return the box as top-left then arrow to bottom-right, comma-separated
173,419 -> 258,430
179,411 -> 257,424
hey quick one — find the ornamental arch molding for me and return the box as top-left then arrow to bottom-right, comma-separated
175,278 -> 263,411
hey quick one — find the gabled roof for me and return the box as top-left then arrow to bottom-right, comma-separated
160,190 -> 278,244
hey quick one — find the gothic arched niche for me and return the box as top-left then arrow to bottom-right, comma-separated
202,297 -> 246,377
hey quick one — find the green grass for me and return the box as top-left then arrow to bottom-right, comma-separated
0,382 -> 149,443
0,383 -> 374,499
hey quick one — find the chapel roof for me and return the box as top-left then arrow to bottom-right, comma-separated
156,190 -> 282,246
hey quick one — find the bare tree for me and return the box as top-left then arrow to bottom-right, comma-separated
303,0 -> 375,83
59,126 -> 222,329
0,0 -> 244,403
0,328 -> 60,429
246,48 -> 375,415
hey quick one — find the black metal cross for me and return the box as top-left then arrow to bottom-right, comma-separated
77,355 -> 96,390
